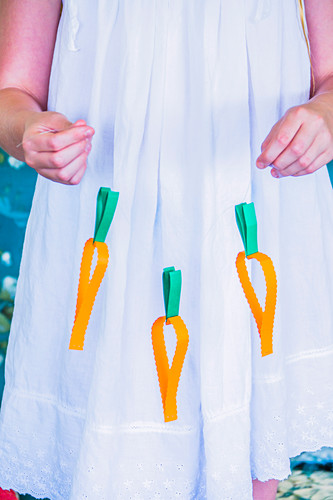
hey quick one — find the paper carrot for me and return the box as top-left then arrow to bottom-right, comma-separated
69,188 -> 119,350
151,267 -> 189,422
235,203 -> 277,357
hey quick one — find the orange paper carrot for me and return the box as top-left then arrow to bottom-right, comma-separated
235,203 -> 277,357
236,251 -> 277,356
69,238 -> 109,350
151,267 -> 189,422
69,188 -> 119,350
151,315 -> 189,422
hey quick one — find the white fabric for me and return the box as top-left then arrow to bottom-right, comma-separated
1,1 -> 333,499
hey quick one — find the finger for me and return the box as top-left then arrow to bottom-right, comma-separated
67,164 -> 87,185
272,136 -> 324,178
293,150 -> 333,177
73,119 -> 87,127
38,150 -> 89,185
274,126 -> 331,176
67,142 -> 92,184
269,123 -> 317,173
270,168 -> 281,179
275,135 -> 325,177
271,148 -> 332,179
33,125 -> 94,152
26,138 -> 90,170
257,109 -> 303,168
260,121 -> 280,152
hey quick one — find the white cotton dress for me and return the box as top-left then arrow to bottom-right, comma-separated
1,1 -> 333,499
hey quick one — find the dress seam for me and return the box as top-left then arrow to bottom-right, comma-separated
203,402 -> 250,423
7,389 -> 197,435
9,389 -> 86,419
285,344 -> 333,364
91,421 -> 196,435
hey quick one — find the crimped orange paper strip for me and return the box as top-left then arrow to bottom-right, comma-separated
151,315 -> 189,422
69,238 -> 109,350
236,250 -> 277,357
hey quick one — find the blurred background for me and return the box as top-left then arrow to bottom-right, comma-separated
0,149 -> 36,405
0,149 -> 333,499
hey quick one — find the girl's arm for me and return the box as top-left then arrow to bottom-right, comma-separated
256,0 -> 333,178
0,0 -> 94,185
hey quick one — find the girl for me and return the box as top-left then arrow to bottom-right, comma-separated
0,1 -> 333,499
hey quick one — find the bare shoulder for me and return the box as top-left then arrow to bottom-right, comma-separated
0,0 -> 62,109
304,0 -> 333,83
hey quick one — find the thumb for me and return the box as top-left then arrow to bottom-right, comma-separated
33,111 -> 76,134
48,112 -> 75,132
72,119 -> 88,128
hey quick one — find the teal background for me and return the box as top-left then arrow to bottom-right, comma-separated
0,150 -> 36,404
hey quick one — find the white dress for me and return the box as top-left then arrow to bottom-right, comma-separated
1,1 -> 333,499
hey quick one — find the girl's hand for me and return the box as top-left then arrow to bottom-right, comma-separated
22,111 -> 95,185
256,93 -> 333,178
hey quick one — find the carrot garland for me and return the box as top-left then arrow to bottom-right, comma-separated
69,188 -> 119,350
151,267 -> 189,422
235,203 -> 277,357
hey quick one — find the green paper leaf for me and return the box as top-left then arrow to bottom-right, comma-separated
163,267 -> 182,320
93,188 -> 119,243
327,160 -> 333,189
235,202 -> 258,257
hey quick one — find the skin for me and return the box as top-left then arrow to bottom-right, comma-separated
0,0 -> 94,185
0,1 -> 333,184
257,0 -> 333,179
0,1 -> 332,499
252,478 -> 279,500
